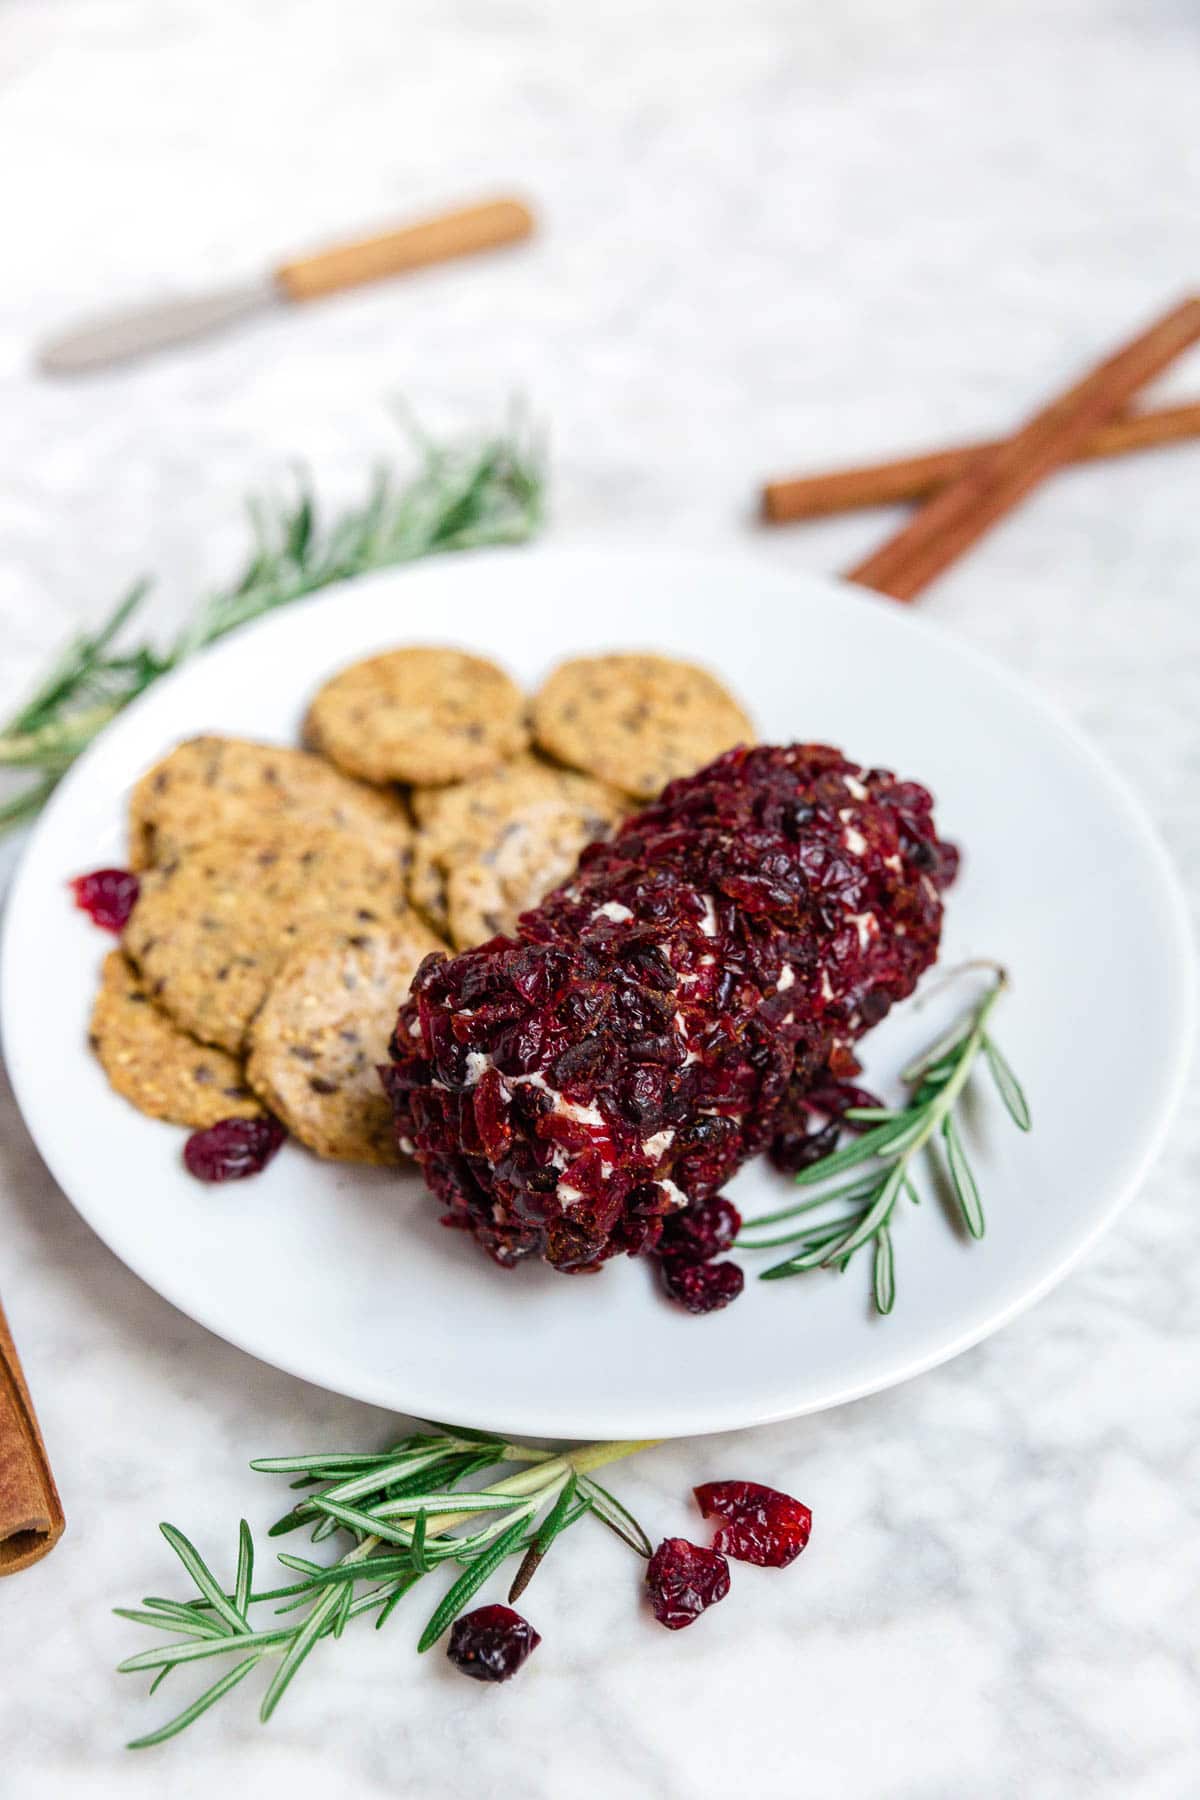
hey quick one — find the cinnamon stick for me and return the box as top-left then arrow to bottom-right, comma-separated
844,297 -> 1200,601
0,1294 -> 64,1575
762,400 -> 1200,522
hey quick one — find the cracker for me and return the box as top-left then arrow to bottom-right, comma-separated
531,653 -> 754,800
123,826 -> 410,1053
303,646 -> 529,786
408,836 -> 454,935
407,756 -> 625,938
246,920 -> 445,1163
128,735 -> 411,871
411,750 -> 617,837
89,950 -> 261,1128
445,807 -> 609,947
409,749 -> 559,832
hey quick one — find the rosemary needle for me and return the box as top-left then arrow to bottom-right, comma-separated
738,967 -> 1031,1314
0,420 -> 544,837
117,1429 -> 652,1747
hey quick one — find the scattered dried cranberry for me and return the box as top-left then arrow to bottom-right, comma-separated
694,1480 -> 812,1567
658,1256 -> 744,1315
645,1537 -> 731,1629
446,1604 -> 541,1682
69,867 -> 140,933
658,1195 -> 741,1263
183,1116 -> 286,1182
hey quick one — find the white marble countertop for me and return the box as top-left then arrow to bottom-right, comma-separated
2,1 -> 1198,1794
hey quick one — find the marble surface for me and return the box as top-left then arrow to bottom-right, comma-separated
2,0 -> 1199,1794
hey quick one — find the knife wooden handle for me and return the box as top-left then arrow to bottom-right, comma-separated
273,198 -> 536,303
0,1295 -> 64,1576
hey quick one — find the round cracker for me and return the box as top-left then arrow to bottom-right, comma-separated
410,750 -> 620,838
246,920 -> 445,1163
445,806 -> 609,947
123,826 -> 410,1054
407,757 -> 625,937
128,735 -> 411,871
89,950 -> 261,1128
531,652 -> 754,800
303,646 -> 529,786
408,836 -> 454,935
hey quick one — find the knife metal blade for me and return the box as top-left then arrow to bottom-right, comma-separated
36,199 -> 536,377
38,278 -> 278,376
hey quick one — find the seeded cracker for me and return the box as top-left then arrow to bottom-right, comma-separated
406,754 -> 625,941
531,652 -> 754,800
89,950 -> 262,1127
303,646 -> 528,786
409,750 -> 608,834
246,920 -> 445,1163
445,807 -> 612,947
128,735 -> 412,870
123,826 -> 409,1053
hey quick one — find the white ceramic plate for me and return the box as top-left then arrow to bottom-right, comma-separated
2,548 -> 1193,1440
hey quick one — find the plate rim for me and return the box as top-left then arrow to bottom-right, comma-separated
3,543 -> 1195,1439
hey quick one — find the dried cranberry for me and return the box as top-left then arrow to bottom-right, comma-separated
658,1195 -> 741,1262
183,1116 -> 286,1182
658,1257 -> 744,1314
811,1080 -> 878,1116
932,841 -> 961,889
446,1604 -> 540,1682
70,867 -> 140,933
645,1537 -> 731,1629
694,1480 -> 812,1568
771,1115 -> 839,1173
769,1077 -> 881,1173
608,1211 -> 665,1257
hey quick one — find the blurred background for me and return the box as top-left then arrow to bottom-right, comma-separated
4,0 -> 1199,688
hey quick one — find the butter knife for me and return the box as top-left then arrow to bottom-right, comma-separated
38,196 -> 535,376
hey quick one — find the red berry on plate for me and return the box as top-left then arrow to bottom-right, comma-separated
183,1116 -> 286,1182
657,1195 -> 741,1263
694,1480 -> 812,1567
69,867 -> 140,933
658,1256 -> 744,1314
645,1537 -> 731,1629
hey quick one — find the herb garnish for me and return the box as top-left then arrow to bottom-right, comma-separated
116,1427 -> 651,1748
117,973 -> 1030,1744
0,421 -> 544,836
737,967 -> 1030,1313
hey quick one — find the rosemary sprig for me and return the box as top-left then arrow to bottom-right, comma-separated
737,967 -> 1030,1314
116,1426 -> 653,1748
0,420 -> 544,837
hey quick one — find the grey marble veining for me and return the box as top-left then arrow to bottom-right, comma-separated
1,1 -> 1198,1794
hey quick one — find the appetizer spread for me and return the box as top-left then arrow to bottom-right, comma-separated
81,644 -> 752,1178
76,639 -> 961,1316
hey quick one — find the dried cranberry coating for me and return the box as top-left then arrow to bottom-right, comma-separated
694,1480 -> 813,1568
70,867 -> 140,933
646,1537 -> 731,1629
769,1076 -> 883,1174
183,1115 -> 286,1182
446,1604 -> 541,1682
385,744 -> 955,1275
